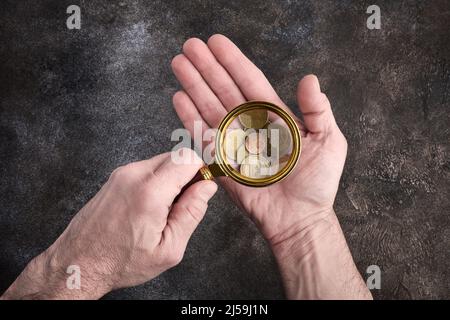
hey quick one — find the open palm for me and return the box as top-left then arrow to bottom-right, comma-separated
171,35 -> 347,242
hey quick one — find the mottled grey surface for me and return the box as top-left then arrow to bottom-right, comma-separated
0,0 -> 449,299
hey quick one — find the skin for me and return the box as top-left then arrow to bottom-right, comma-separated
171,34 -> 372,299
1,34 -> 371,300
1,149 -> 217,299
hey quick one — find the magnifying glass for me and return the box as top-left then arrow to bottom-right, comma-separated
196,100 -> 302,187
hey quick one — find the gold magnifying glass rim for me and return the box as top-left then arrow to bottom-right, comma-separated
214,101 -> 302,187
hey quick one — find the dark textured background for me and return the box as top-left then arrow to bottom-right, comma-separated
0,0 -> 449,299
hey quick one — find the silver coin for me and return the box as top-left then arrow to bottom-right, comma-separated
240,155 -> 271,179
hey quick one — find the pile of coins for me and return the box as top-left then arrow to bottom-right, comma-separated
223,109 -> 292,179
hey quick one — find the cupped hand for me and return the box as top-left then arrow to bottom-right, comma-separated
171,35 -> 347,245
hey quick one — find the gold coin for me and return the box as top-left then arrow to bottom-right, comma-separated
238,110 -> 268,129
240,155 -> 270,179
224,129 -> 246,160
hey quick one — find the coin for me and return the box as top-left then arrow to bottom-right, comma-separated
267,122 -> 292,157
236,143 -> 248,164
240,155 -> 270,179
239,110 -> 268,129
267,154 -> 291,175
245,131 -> 267,155
224,128 -> 246,160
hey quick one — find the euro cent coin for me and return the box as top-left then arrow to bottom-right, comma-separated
239,110 -> 269,129
236,143 -> 248,164
240,155 -> 270,179
224,128 -> 246,160
245,131 -> 267,155
267,122 -> 292,157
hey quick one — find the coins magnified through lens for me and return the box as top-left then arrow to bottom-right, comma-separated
222,108 -> 295,180
188,101 -> 300,188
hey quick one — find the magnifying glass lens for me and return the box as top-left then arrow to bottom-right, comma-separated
223,108 -> 294,180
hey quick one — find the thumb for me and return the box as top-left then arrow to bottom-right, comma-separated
297,74 -> 337,134
162,180 -> 217,253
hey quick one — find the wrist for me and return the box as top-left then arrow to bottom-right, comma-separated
269,208 -> 337,263
1,247 -> 111,300
269,209 -> 371,299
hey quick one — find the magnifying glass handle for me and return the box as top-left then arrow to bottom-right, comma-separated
174,166 -> 213,203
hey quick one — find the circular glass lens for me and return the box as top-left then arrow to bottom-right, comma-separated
222,108 -> 294,180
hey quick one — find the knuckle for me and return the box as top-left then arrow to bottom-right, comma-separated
110,165 -> 131,182
341,134 -> 348,150
330,130 -> 348,152
178,146 -> 196,157
166,250 -> 184,267
184,202 -> 205,223
203,99 -> 221,114
342,134 -> 348,146
300,92 -> 327,109
214,83 -> 233,100
109,163 -> 142,186
176,147 -> 201,164
240,73 -> 260,92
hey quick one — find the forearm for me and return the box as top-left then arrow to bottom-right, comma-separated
271,210 -> 372,300
1,248 -> 109,300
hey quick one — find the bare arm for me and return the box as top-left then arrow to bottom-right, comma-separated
271,210 -> 371,299
1,149 -> 217,300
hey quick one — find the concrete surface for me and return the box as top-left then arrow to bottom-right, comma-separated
0,0 -> 449,299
